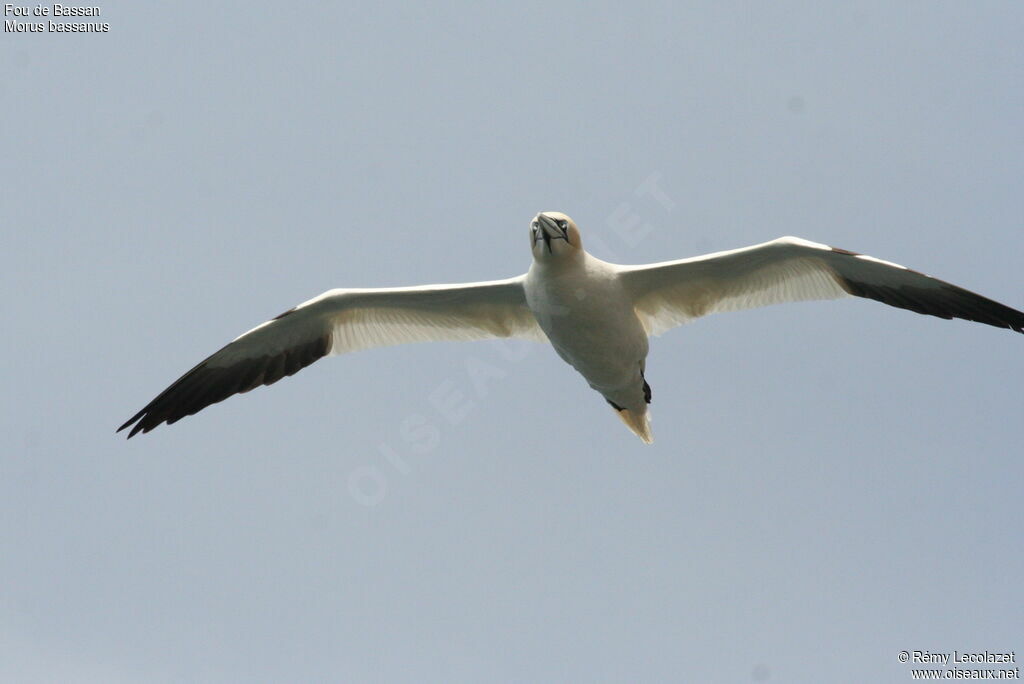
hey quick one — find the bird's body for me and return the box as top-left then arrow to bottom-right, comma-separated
119,211 -> 1024,443
525,248 -> 653,440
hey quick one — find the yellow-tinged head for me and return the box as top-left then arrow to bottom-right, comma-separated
530,211 -> 582,260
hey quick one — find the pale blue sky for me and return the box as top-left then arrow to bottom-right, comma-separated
3,2 -> 1022,682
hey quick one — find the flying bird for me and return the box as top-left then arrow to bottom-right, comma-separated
119,212 -> 1024,442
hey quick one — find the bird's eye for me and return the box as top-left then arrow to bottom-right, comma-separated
558,220 -> 568,229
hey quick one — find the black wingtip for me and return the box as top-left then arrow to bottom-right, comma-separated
117,410 -> 145,438
116,422 -> 138,439
115,324 -> 332,441
829,248 -> 1024,336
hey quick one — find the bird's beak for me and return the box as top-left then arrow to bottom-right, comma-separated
536,214 -> 560,234
532,214 -> 568,253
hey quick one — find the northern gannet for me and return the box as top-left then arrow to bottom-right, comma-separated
119,212 -> 1024,442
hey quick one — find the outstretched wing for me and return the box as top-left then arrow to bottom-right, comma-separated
618,236 -> 1024,337
118,276 -> 544,437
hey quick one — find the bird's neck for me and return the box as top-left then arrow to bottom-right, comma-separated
531,249 -> 586,273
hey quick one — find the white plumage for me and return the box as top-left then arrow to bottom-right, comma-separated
120,212 -> 1024,442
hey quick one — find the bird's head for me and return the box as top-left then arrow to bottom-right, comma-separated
530,211 -> 582,261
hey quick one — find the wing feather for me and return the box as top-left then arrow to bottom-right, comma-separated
619,236 -> 1024,337
119,277 -> 542,437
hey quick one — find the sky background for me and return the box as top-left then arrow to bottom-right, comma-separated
3,2 -> 1023,682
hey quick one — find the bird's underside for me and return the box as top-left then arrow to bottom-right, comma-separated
119,215 -> 1024,442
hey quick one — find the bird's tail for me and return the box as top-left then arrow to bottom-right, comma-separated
615,407 -> 653,444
